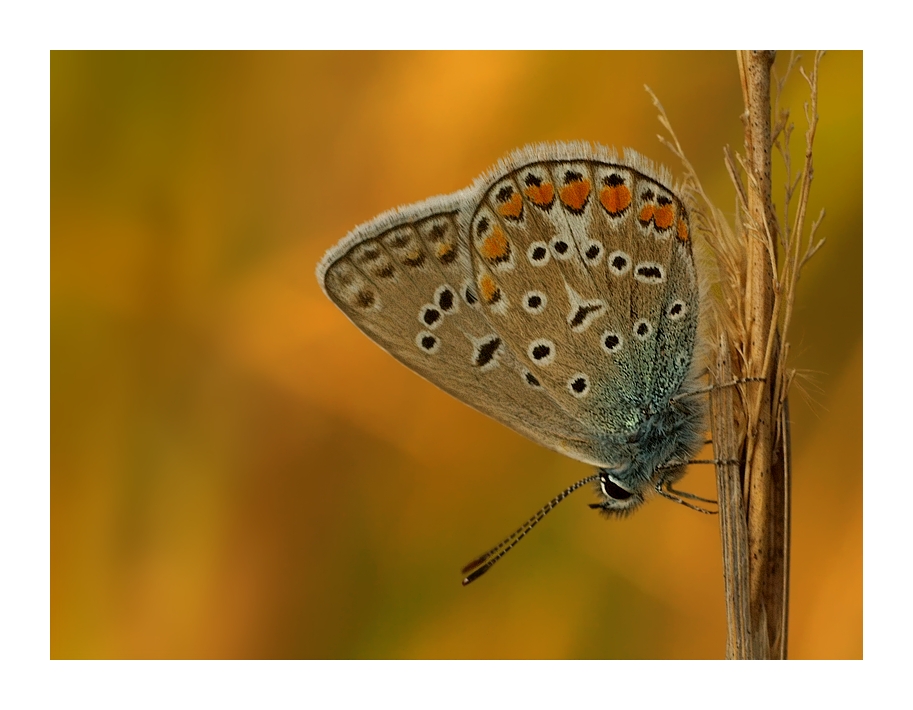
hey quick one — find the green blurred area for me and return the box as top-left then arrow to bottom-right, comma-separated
52,51 -> 861,659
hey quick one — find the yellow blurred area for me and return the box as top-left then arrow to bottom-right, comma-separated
52,51 -> 861,659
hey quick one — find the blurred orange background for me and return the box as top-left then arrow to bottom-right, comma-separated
51,51 -> 861,659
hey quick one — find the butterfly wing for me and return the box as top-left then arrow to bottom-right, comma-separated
462,144 -> 701,465
317,189 -> 601,462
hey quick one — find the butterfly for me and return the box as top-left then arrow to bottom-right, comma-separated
317,142 -> 711,583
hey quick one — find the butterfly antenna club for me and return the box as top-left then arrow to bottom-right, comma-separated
461,473 -> 600,586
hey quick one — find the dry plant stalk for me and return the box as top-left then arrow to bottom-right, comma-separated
649,50 -> 825,659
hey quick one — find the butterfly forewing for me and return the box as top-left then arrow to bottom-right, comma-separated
318,192 -> 600,458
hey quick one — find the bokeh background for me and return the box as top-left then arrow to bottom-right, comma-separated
51,51 -> 862,659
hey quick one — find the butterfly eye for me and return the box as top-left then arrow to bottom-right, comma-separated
600,474 -> 633,501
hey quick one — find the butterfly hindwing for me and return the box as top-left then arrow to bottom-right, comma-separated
463,145 -> 700,463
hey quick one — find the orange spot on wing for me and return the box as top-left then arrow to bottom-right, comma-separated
524,182 -> 554,207
480,226 -> 510,262
498,192 -> 523,218
599,185 -> 632,215
654,204 -> 675,229
677,218 -> 689,242
559,179 -> 591,211
639,204 -> 655,223
479,274 -> 500,303
437,243 -> 455,259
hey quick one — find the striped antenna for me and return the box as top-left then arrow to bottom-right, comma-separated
461,472 -> 600,586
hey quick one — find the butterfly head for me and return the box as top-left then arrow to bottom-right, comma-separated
589,399 -> 704,517
589,467 -> 649,517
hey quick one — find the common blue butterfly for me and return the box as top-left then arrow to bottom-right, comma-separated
317,143 -> 710,583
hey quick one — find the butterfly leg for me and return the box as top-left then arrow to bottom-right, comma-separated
655,482 -> 718,514
656,458 -> 738,470
662,481 -> 718,505
685,458 -> 739,466
671,377 -> 766,401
